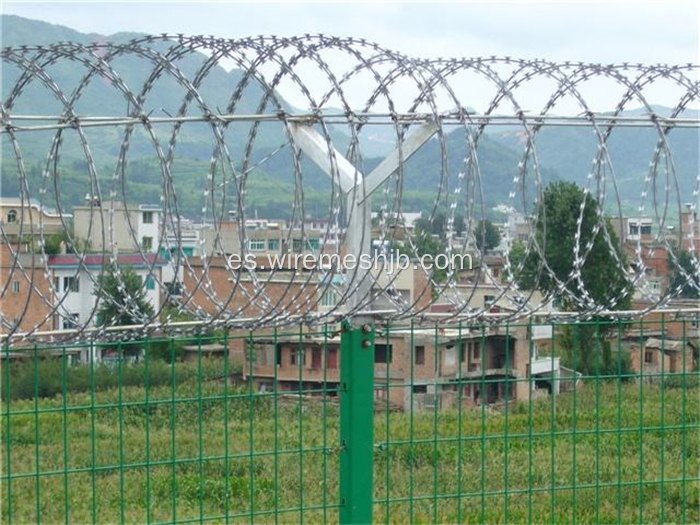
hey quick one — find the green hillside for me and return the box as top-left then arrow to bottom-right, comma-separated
3,15 -> 695,222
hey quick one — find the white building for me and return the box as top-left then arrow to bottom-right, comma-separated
48,253 -> 166,333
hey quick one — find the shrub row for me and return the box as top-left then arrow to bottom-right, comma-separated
2,357 -> 233,401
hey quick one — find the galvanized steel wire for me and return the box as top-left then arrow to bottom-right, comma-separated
1,34 -> 699,342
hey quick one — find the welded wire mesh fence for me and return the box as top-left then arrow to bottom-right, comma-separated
2,314 -> 698,524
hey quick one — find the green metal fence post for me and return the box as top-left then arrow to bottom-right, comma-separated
339,319 -> 375,525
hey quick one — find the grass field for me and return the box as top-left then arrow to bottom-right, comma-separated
2,359 -> 699,524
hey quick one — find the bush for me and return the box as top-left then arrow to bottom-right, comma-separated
664,374 -> 700,389
1,357 -> 227,401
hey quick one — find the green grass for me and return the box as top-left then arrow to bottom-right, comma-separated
2,362 -> 699,524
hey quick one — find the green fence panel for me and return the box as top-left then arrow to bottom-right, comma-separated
1,315 -> 699,524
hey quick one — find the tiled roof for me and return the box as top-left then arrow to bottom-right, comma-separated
48,252 -> 167,267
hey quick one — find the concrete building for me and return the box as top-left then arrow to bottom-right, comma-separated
244,324 -> 561,412
47,253 -> 167,331
213,217 -> 327,257
681,204 -> 699,255
623,337 -> 697,383
72,200 -> 161,253
1,197 -> 70,242
164,219 -> 214,258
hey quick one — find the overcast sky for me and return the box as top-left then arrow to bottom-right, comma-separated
2,1 -> 699,111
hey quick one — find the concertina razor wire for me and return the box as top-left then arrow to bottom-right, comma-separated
1,34 -> 699,343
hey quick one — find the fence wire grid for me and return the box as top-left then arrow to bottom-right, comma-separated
1,34 -> 700,525
2,315 -> 699,524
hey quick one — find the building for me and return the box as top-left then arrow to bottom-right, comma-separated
212,216 -> 327,257
681,204 -> 699,255
611,217 -> 654,244
47,253 -> 167,330
244,324 -> 562,412
164,219 -> 214,258
0,244 -> 54,336
624,337 -> 697,382
1,197 -> 70,242
72,200 -> 161,253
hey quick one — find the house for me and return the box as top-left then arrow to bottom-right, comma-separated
1,197 -> 70,243
48,253 -> 167,331
243,323 -> 562,412
72,200 -> 162,253
214,216 -> 327,257
626,337 -> 697,382
0,244 -> 54,336
681,203 -> 699,255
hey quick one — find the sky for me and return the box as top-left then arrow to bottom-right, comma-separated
1,1 -> 699,111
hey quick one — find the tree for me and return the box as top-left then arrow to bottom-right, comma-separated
670,249 -> 699,299
509,181 -> 630,311
474,219 -> 501,252
557,323 -> 633,378
95,265 -> 154,327
414,211 -> 464,237
42,233 -> 66,255
508,182 -> 631,377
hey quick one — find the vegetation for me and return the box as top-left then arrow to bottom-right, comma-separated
510,181 -> 630,310
474,218 -> 501,252
2,356 -> 230,401
1,372 -> 697,524
95,265 -> 154,327
509,182 -> 634,376
555,324 -> 633,377
42,233 -> 66,255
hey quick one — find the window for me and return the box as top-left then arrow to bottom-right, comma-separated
63,276 -> 79,293
473,342 -> 481,359
311,347 -> 322,369
374,386 -> 388,400
290,349 -> 306,366
321,290 -> 337,307
307,239 -> 320,251
275,345 -> 283,366
292,239 -> 302,252
63,313 -> 79,330
460,343 -> 467,362
375,344 -> 392,364
415,345 -> 425,365
412,384 -> 428,394
142,211 -> 154,224
12,281 -> 20,293
7,209 -> 17,224
484,295 -> 495,307
255,346 -> 268,367
327,347 -> 338,369
640,225 -> 652,235
146,277 -> 156,290
249,239 -> 266,251
644,351 -> 653,364
268,239 -> 280,251
53,277 -> 60,292
142,236 -> 153,251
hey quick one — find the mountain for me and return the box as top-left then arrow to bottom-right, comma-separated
3,15 -> 696,222
487,110 -> 699,215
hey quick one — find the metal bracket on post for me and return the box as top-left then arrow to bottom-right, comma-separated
339,318 -> 375,525
287,120 -> 437,525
